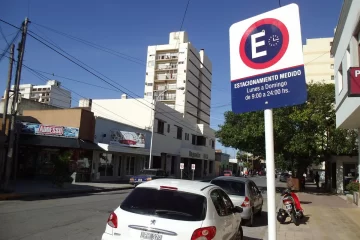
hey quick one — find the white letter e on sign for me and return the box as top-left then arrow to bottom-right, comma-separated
251,31 -> 267,59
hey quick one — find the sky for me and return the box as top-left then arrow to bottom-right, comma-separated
0,0 -> 343,158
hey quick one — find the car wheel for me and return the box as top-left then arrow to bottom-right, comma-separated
235,225 -> 243,240
246,208 -> 254,227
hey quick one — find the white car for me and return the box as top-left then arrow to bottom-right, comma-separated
101,179 -> 244,240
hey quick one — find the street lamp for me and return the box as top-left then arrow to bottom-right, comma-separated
148,86 -> 185,169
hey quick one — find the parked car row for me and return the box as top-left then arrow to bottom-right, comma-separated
102,175 -> 264,240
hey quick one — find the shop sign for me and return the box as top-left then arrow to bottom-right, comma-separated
20,122 -> 79,138
189,151 -> 201,159
348,67 -> 360,97
109,129 -> 145,148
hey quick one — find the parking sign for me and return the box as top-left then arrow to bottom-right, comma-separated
180,163 -> 184,170
229,4 -> 307,114
191,164 -> 195,170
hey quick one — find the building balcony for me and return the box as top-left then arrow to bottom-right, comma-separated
155,73 -> 177,81
156,53 -> 178,61
155,95 -> 176,101
154,84 -> 178,91
156,65 -> 178,71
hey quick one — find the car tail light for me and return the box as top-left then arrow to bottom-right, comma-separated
241,196 -> 250,207
160,186 -> 178,190
107,212 -> 118,228
191,226 -> 216,240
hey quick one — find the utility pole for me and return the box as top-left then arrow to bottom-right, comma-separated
3,18 -> 29,191
0,44 -> 15,185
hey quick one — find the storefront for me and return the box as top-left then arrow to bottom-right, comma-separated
18,121 -> 101,182
180,148 -> 215,179
91,116 -> 153,182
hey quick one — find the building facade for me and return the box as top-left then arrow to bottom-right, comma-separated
80,97 -> 216,179
303,38 -> 335,84
330,0 -> 360,194
5,80 -> 71,108
144,31 -> 212,125
92,116 -> 151,182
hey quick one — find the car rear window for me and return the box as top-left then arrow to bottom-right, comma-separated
211,180 -> 246,196
120,187 -> 207,221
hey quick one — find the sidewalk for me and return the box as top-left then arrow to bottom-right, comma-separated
263,184 -> 360,240
0,180 -> 134,200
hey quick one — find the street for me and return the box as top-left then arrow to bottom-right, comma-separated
0,176 -> 285,240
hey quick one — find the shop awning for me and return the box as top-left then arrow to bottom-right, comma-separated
19,134 -> 103,150
97,143 -> 156,156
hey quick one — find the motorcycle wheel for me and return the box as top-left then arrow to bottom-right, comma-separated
291,212 -> 300,226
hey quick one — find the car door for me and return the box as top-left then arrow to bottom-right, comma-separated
249,181 -> 261,211
253,183 -> 263,209
209,189 -> 233,240
218,189 -> 240,238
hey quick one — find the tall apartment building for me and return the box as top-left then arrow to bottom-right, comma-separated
144,31 -> 212,125
4,80 -> 71,108
303,38 -> 335,84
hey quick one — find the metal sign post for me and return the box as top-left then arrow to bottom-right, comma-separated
180,163 -> 184,179
191,164 -> 195,180
229,4 -> 307,240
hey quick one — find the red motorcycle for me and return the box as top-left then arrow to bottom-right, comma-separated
277,189 -> 304,226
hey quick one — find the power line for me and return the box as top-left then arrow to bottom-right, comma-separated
31,22 -> 145,65
179,0 -> 191,31
0,23 -> 9,45
32,69 -> 120,92
24,65 -> 145,128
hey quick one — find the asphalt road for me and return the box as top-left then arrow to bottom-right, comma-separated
0,176 -> 287,240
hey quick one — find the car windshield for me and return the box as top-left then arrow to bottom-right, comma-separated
120,187 -> 207,221
211,180 -> 246,196
139,170 -> 157,175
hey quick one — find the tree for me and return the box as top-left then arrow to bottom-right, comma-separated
216,83 -> 357,175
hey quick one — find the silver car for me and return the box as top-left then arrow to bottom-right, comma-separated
279,172 -> 290,182
210,176 -> 263,227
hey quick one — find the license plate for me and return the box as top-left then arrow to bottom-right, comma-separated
285,204 -> 292,210
140,232 -> 162,240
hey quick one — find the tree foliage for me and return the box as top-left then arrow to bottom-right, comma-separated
216,83 -> 357,172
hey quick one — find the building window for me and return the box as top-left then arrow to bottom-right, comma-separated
337,63 -> 343,94
211,139 -> 215,149
185,133 -> 189,140
167,124 -> 170,133
192,134 -> 197,145
331,75 -> 334,80
145,92 -> 153,96
146,83 -> 153,86
157,120 -> 165,134
330,41 -> 333,47
178,61 -> 184,64
176,126 -> 183,140
330,64 -> 334,69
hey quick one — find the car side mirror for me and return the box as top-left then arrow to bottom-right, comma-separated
233,206 -> 243,213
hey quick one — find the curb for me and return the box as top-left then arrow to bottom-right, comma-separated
0,186 -> 135,201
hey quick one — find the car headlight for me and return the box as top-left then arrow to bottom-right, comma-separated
146,178 -> 152,181
129,178 -> 134,182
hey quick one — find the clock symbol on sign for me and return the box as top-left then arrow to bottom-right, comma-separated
268,34 -> 280,47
